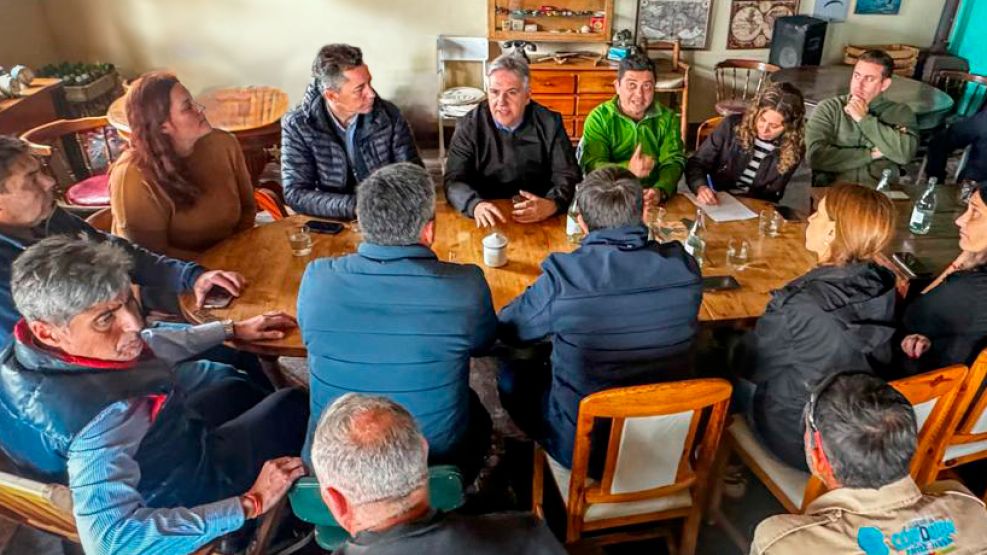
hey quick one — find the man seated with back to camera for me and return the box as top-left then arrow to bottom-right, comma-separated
497,167 -> 702,475
311,393 -> 567,554
752,372 -> 987,554
0,236 -> 308,555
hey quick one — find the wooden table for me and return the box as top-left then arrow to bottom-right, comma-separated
180,196 -> 821,356
107,86 -> 289,182
772,66 -> 954,131
0,78 -> 64,136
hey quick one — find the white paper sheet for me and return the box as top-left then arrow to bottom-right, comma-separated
681,191 -> 758,222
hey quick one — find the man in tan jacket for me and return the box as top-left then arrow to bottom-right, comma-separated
751,373 -> 987,555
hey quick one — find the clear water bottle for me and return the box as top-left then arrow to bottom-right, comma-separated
908,177 -> 938,235
684,209 -> 706,268
566,187 -> 583,244
875,168 -> 892,195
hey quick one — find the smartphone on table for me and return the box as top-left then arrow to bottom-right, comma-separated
306,220 -> 345,235
202,286 -> 235,309
702,275 -> 741,292
892,252 -> 933,280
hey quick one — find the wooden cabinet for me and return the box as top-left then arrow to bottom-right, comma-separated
488,0 -> 613,43
0,78 -> 64,136
529,60 -> 617,141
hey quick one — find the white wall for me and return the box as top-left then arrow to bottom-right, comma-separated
7,0 -> 948,136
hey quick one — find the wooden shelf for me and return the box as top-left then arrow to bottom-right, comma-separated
489,0 -> 613,43
489,30 -> 609,43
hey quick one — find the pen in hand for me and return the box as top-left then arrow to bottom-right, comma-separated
700,174 -> 720,205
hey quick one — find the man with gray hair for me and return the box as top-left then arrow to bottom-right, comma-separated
444,54 -> 580,227
299,162 -> 496,483
282,43 -> 423,219
0,236 -> 309,555
312,393 -> 566,554
498,167 -> 702,474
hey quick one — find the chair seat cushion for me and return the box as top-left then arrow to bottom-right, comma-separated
547,455 -> 692,522
715,99 -> 750,117
64,174 -> 110,207
439,86 -> 486,106
943,439 -> 987,464
654,72 -> 685,90
728,419 -> 810,509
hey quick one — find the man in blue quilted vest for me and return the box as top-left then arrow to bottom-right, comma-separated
281,43 -> 423,219
0,236 -> 308,555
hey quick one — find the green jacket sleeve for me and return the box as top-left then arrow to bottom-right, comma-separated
579,107 -> 620,174
805,98 -> 872,174
649,110 -> 685,197
856,104 -> 918,166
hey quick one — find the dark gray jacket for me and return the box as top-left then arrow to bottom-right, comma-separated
336,510 -> 566,555
280,81 -> 423,219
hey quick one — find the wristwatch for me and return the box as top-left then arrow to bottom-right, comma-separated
221,319 -> 236,340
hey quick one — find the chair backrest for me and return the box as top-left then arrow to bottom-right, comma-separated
0,470 -> 77,542
714,59 -> 780,104
20,116 -> 125,195
916,349 -> 987,483
568,379 -> 731,508
889,364 -> 969,480
437,36 -> 489,72
643,39 -> 681,69
933,70 -> 987,119
85,207 -> 113,232
695,116 -> 724,150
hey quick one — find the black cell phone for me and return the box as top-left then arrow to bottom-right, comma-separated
202,286 -> 234,309
307,220 -> 345,235
775,205 -> 803,222
702,275 -> 741,291
892,251 -> 933,280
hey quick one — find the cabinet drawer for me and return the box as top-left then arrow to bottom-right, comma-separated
532,95 -> 575,115
561,116 -> 576,136
576,94 -> 611,116
574,117 -> 585,138
530,72 -> 576,94
576,71 -> 617,93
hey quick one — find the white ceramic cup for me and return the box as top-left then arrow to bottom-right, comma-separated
482,232 -> 508,268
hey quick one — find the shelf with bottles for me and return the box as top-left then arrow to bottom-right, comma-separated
489,0 -> 613,43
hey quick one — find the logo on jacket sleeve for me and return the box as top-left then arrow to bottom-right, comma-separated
856,517 -> 958,555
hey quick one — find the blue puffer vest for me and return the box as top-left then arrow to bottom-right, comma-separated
0,322 -> 208,507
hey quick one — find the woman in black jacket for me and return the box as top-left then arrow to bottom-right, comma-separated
739,184 -> 897,470
687,82 -> 805,204
900,184 -> 987,373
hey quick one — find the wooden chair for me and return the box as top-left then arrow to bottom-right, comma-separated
695,116 -> 723,151
85,207 -> 112,232
0,468 -> 269,555
254,187 -> 287,221
917,349 -> 987,490
932,70 -> 987,121
532,379 -> 732,554
713,364 -> 968,523
713,60 -> 779,117
20,116 -> 124,216
643,40 -> 691,141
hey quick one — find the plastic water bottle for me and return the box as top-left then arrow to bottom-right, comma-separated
566,187 -> 583,244
908,177 -> 938,235
875,168 -> 892,195
684,209 -> 706,268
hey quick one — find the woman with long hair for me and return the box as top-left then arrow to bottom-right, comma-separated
686,81 -> 805,204
109,71 -> 255,259
736,184 -> 897,470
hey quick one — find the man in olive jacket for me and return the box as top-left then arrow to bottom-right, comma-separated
579,53 -> 685,201
806,50 -> 918,187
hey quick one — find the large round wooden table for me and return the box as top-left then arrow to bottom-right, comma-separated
107,86 -> 289,182
182,188 -> 963,357
772,66 -> 954,131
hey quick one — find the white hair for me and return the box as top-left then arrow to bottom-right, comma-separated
486,54 -> 530,90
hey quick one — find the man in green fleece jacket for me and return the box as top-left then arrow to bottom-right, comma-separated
806,49 -> 918,187
580,54 -> 685,200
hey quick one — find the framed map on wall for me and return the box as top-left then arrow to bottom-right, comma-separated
636,0 -> 714,50
727,0 -> 799,49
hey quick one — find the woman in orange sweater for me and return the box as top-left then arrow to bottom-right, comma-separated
109,72 -> 256,259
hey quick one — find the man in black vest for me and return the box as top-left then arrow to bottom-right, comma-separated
0,236 -> 308,554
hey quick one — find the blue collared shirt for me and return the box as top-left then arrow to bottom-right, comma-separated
69,323 -> 245,555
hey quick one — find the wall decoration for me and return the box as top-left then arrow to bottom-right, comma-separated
855,0 -> 902,15
636,0 -> 713,50
727,0 -> 799,49
813,0 -> 850,21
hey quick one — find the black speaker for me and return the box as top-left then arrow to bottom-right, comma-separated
769,16 -> 827,68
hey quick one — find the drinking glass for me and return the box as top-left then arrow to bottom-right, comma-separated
286,224 -> 313,257
726,238 -> 750,268
758,209 -> 772,237
647,206 -> 667,242
769,210 -> 784,237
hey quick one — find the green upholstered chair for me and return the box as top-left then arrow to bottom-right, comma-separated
287,465 -> 465,551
